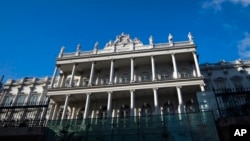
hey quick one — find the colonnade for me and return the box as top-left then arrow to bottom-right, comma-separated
50,84 -> 205,120
50,52 -> 201,88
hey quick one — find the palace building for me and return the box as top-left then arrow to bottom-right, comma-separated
44,33 -> 219,141
47,32 -> 205,120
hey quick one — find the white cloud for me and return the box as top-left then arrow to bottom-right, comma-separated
238,33 -> 250,59
202,0 -> 250,11
202,0 -> 224,11
230,0 -> 250,7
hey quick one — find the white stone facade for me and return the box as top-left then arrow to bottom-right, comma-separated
47,33 -> 205,120
0,77 -> 50,121
200,59 -> 250,92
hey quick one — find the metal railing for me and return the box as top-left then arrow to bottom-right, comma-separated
46,112 -> 219,141
58,41 -> 194,59
0,119 -> 46,128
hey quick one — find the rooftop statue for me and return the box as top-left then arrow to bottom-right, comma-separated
94,41 -> 99,49
77,44 -> 81,52
60,46 -> 65,54
149,35 -> 154,45
58,46 -> 65,57
168,33 -> 173,42
188,32 -> 193,41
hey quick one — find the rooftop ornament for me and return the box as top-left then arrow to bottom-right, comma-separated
188,32 -> 194,44
58,46 -> 65,58
168,33 -> 173,46
76,44 -> 81,56
93,41 -> 98,54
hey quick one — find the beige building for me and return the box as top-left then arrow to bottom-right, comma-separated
47,32 -> 205,121
0,77 -> 50,127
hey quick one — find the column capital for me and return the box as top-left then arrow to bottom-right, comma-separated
86,93 -> 92,96
130,89 -> 135,93
153,88 -> 158,91
176,86 -> 182,89
107,91 -> 113,94
200,83 -> 205,87
66,94 -> 71,97
171,53 -> 176,56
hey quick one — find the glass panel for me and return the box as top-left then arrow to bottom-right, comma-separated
16,96 -> 26,106
141,72 -> 150,82
160,70 -> 170,80
46,112 -> 220,141
4,96 -> 13,106
121,74 -> 130,83
30,95 -> 39,105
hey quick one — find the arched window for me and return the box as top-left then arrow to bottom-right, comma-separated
103,75 -> 109,85
185,99 -> 196,113
73,79 -> 79,87
98,106 -> 107,119
119,104 -> 129,118
121,73 -> 130,83
30,95 -> 39,105
65,78 -> 71,87
141,72 -> 150,82
179,69 -> 190,78
214,77 -> 228,91
16,95 -> 26,106
141,103 -> 152,116
159,70 -> 170,80
4,96 -> 13,106
163,101 -> 174,114
231,76 -> 244,91
77,107 -> 85,120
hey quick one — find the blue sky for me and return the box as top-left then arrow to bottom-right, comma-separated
0,0 -> 250,82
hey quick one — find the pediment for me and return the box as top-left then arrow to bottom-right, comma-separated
104,32 -> 143,48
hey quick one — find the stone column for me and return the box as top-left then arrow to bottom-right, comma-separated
109,60 -> 114,84
192,52 -> 201,77
171,54 -> 178,79
130,90 -> 135,116
176,86 -> 184,113
52,104 -> 58,120
50,65 -> 59,88
88,62 -> 95,86
151,56 -> 156,81
130,58 -> 134,83
200,84 -> 205,91
61,95 -> 70,120
60,74 -> 65,87
48,104 -> 55,120
83,93 -> 91,119
153,88 -> 159,115
107,92 -> 112,117
70,64 -> 77,87
71,107 -> 76,119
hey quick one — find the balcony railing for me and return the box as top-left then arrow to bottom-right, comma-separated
50,73 -> 201,89
0,119 -> 46,128
58,41 -> 194,59
0,101 -> 49,108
